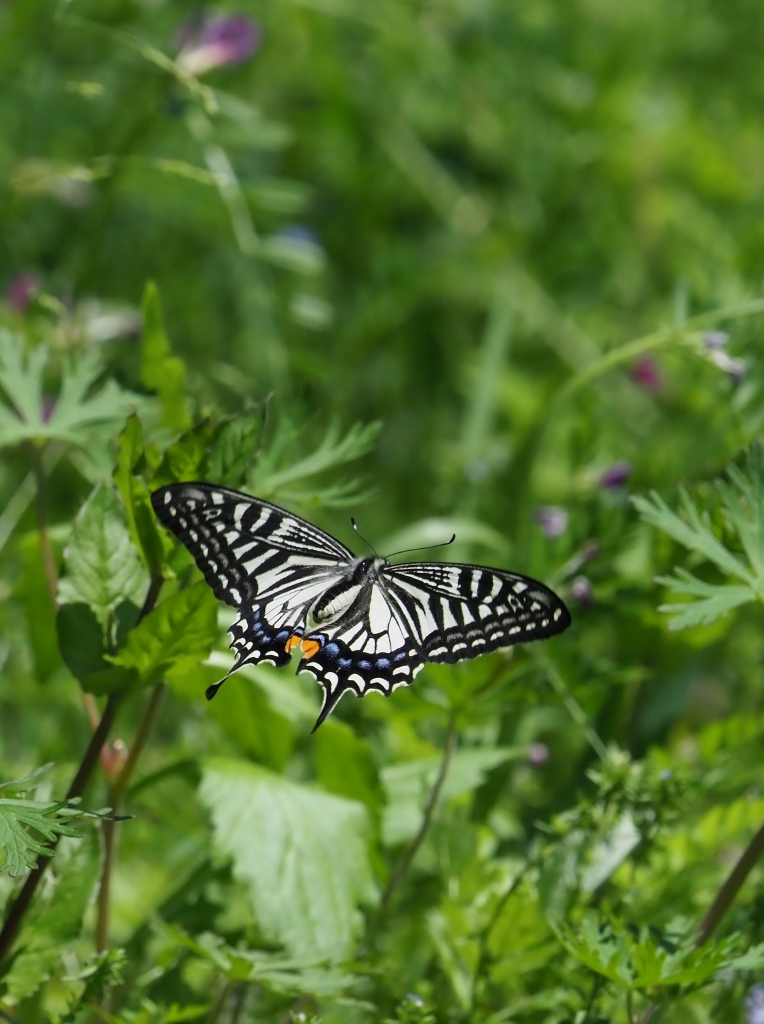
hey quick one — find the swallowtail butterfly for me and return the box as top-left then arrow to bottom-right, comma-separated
151,484 -> 571,731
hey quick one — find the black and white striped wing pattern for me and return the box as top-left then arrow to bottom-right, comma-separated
151,483 -> 354,676
297,563 -> 571,729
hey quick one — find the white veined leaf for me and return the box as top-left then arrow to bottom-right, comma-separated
199,758 -> 376,959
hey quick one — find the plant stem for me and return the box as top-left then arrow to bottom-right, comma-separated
380,710 -> 458,909
696,818 -> 764,945
0,692 -> 121,967
639,816 -> 764,1023
30,442 -> 57,603
0,574 -> 163,969
96,683 -> 167,951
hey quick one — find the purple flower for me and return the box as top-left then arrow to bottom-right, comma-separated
535,505 -> 568,538
704,331 -> 728,350
571,575 -> 594,607
630,356 -> 662,393
6,273 -> 40,312
746,985 -> 764,1024
527,742 -> 549,766
177,15 -> 260,76
599,461 -> 632,490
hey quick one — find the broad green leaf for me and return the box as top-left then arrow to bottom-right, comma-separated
58,484 -> 147,624
3,832 -> 100,1001
199,758 -> 375,959
313,719 -> 385,816
56,602 -> 139,694
109,581 -> 218,686
0,331 -> 137,450
140,283 -> 189,432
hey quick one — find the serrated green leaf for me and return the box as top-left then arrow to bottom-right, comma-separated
253,420 -> 380,497
151,419 -> 215,489
109,581 -> 218,685
114,413 -> 166,574
140,283 -> 189,433
632,491 -> 753,584
655,570 -> 753,630
0,331 -> 137,450
206,410 -> 264,487
199,758 -> 375,959
58,484 -> 148,624
3,831 -> 100,1001
0,793 -> 91,877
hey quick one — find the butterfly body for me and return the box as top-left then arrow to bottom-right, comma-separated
151,483 -> 571,730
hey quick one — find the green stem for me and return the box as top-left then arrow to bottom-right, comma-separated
696,818 -> 764,945
96,683 -> 167,951
380,710 -> 458,909
30,443 -> 57,604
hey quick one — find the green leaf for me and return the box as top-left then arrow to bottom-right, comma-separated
382,747 -> 524,845
58,484 -> 148,625
655,570 -> 753,630
634,445 -> 764,629
0,331 -> 138,450
151,419 -> 215,489
313,719 -> 385,816
3,831 -> 101,1001
206,410 -> 264,488
0,767 -> 103,877
632,490 -> 753,584
109,581 -> 218,686
199,758 -> 375,959
140,283 -> 189,432
252,420 -> 380,506
56,602 -> 139,695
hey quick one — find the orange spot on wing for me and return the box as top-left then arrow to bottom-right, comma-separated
285,635 -> 302,653
301,639 -> 321,659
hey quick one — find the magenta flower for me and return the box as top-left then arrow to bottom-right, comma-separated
703,331 -> 728,350
535,505 -> 568,538
630,356 -> 662,393
527,742 -> 549,766
571,575 -> 594,607
746,986 -> 764,1024
177,15 -> 260,76
599,461 -> 632,490
6,273 -> 40,313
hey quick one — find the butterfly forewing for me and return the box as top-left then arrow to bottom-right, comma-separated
384,563 -> 571,661
151,483 -> 353,607
151,483 -> 356,683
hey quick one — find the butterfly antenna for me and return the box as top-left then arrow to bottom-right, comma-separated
384,534 -> 456,560
351,517 -> 379,557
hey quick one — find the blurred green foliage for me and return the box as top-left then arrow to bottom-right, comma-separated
1,0 -> 764,1021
